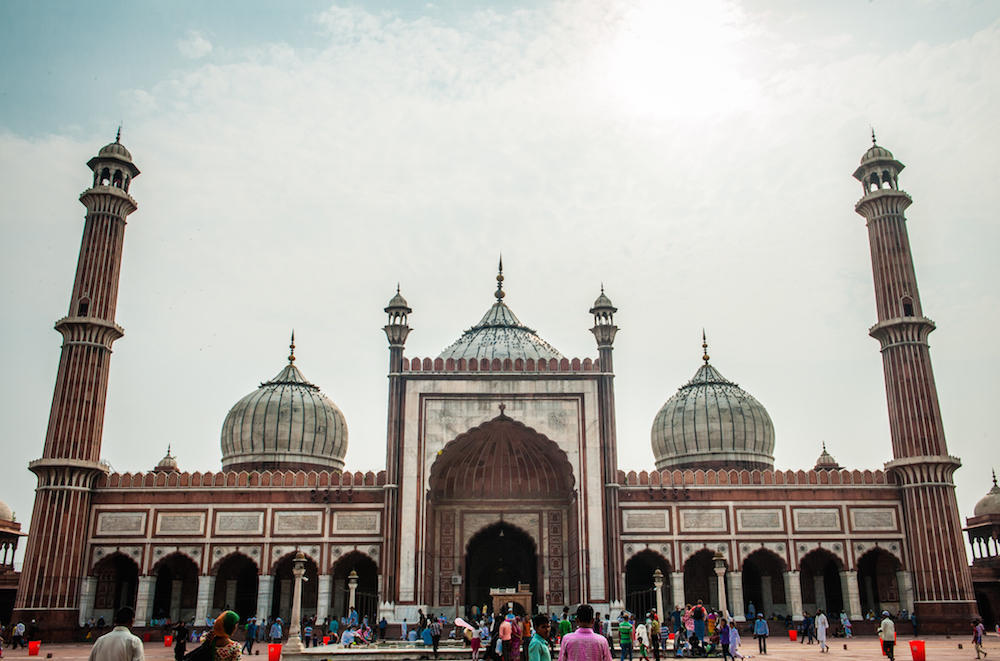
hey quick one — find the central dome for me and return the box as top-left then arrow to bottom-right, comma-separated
221,337 -> 347,472
651,345 -> 775,471
438,265 -> 563,361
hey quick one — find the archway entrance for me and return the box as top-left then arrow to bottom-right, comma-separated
684,549 -> 717,608
466,523 -> 537,615
272,554 -> 318,621
427,411 -> 576,611
331,552 -> 379,622
151,553 -> 199,623
93,554 -> 139,621
213,554 -> 258,621
800,549 -> 844,615
625,551 -> 671,618
857,549 -> 901,616
741,549 -> 787,618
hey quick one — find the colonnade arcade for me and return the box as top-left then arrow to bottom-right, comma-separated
80,550 -> 379,626
625,545 -> 908,622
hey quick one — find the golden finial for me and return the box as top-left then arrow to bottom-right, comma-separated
288,330 -> 296,363
702,329 -> 710,364
495,255 -> 505,300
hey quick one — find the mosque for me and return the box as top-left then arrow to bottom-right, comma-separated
7,135 -> 998,638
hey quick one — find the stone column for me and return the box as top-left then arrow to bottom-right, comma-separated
840,570 -> 862,620
713,553 -> 728,616
813,575 -> 826,611
257,575 -> 274,622
317,574 -> 332,624
653,569 -> 665,619
195,575 -> 216,625
896,570 -> 914,614
783,571 -> 803,621
348,570 -> 359,610
225,579 -> 237,609
727,571 -> 745,621
670,572 -> 685,611
284,552 -> 307,654
760,576 -> 774,616
170,579 -> 182,621
79,576 -> 97,626
134,575 -> 155,627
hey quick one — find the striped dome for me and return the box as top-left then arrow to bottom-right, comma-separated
438,300 -> 564,362
651,361 -> 774,471
220,358 -> 347,472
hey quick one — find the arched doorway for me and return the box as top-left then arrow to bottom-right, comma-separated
427,411 -> 576,612
151,553 -> 199,623
465,523 -> 538,615
684,549 -> 716,608
741,549 -> 787,618
213,553 -> 259,621
624,550 -> 671,618
331,552 -> 379,623
93,554 -> 139,622
272,554 -> 318,622
799,549 -> 844,616
857,549 -> 901,617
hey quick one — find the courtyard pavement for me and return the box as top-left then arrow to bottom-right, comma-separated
0,635 -> 994,660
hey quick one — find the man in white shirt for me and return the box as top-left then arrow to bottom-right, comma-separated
89,607 -> 144,661
878,611 -> 896,661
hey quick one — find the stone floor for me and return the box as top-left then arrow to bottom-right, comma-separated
0,636 -> 993,660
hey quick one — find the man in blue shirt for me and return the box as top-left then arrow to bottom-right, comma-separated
528,614 -> 551,661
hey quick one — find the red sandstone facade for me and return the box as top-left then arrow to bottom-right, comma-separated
10,137 -> 984,638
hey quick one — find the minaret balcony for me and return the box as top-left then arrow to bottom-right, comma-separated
868,315 -> 935,349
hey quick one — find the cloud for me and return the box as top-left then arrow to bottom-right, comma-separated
177,30 -> 213,59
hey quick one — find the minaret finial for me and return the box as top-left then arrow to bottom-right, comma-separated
288,330 -> 296,363
822,441 -> 827,453
871,126 -> 876,145
702,329 -> 710,364
167,443 -> 172,456
601,282 -> 605,294
396,282 -> 400,295
116,125 -> 122,143
993,468 -> 998,488
495,255 -> 505,301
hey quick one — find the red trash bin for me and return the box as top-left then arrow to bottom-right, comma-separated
28,640 -> 41,656
268,643 -> 282,661
323,635 -> 330,645
788,629 -> 797,641
143,631 -> 151,642
164,634 -> 174,647
909,640 -> 926,661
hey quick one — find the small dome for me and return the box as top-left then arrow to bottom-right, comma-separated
386,290 -> 410,311
439,300 -> 564,362
221,348 -> 348,472
974,472 -> 1000,517
814,444 -> 842,471
0,500 -> 13,522
860,143 -> 894,165
98,139 -> 134,163
651,359 -> 775,471
591,289 -> 615,312
154,446 -> 179,472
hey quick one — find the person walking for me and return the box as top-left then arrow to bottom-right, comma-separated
241,617 -> 256,655
88,607 -> 144,661
635,620 -> 650,661
815,610 -> 829,653
430,615 -> 443,659
602,613 -> 616,655
752,612 -> 768,655
649,613 -> 661,661
269,617 -> 283,643
973,618 -> 988,659
173,620 -> 189,661
617,613 -> 634,661
528,615 -> 551,661
728,623 -> 745,660
558,605 -> 611,661
671,607 -> 682,639
691,602 -> 707,643
878,611 -> 896,661
500,614 -> 514,661
718,619 -> 732,661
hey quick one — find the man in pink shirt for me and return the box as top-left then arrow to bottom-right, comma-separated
500,613 -> 514,661
559,605 -> 612,661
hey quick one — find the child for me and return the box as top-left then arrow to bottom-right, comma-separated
728,624 -> 745,660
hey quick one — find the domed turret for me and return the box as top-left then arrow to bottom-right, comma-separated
974,470 -> 1000,517
651,334 -> 775,471
221,333 -> 348,472
814,443 -> 842,471
0,500 -> 13,522
439,260 -> 564,362
154,445 -> 179,472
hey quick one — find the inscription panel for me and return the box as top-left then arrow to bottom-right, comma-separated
156,512 -> 206,535
793,508 -> 841,532
737,509 -> 783,532
216,511 -> 264,535
333,511 -> 381,533
679,509 -> 727,533
96,511 -> 146,536
850,508 -> 897,531
275,511 -> 323,534
623,510 -> 670,533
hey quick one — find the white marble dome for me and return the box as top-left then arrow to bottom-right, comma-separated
0,500 -> 13,522
220,352 -> 347,472
974,474 -> 1000,517
439,300 -> 563,362
651,360 -> 775,471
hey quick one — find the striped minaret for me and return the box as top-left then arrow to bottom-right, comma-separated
15,134 -> 139,635
853,136 -> 977,631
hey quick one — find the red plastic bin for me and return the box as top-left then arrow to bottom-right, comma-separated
909,640 -> 925,661
28,640 -> 41,656
164,634 -> 174,646
268,642 -> 282,661
788,629 -> 797,641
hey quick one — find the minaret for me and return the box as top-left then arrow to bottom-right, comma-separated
381,285 -> 411,608
853,135 -> 977,630
590,286 -> 623,605
15,133 -> 140,633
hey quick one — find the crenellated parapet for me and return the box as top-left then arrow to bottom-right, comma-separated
96,468 -> 387,490
399,355 -> 602,373
616,467 -> 890,488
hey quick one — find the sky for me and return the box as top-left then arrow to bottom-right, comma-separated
1,1 -> 999,566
